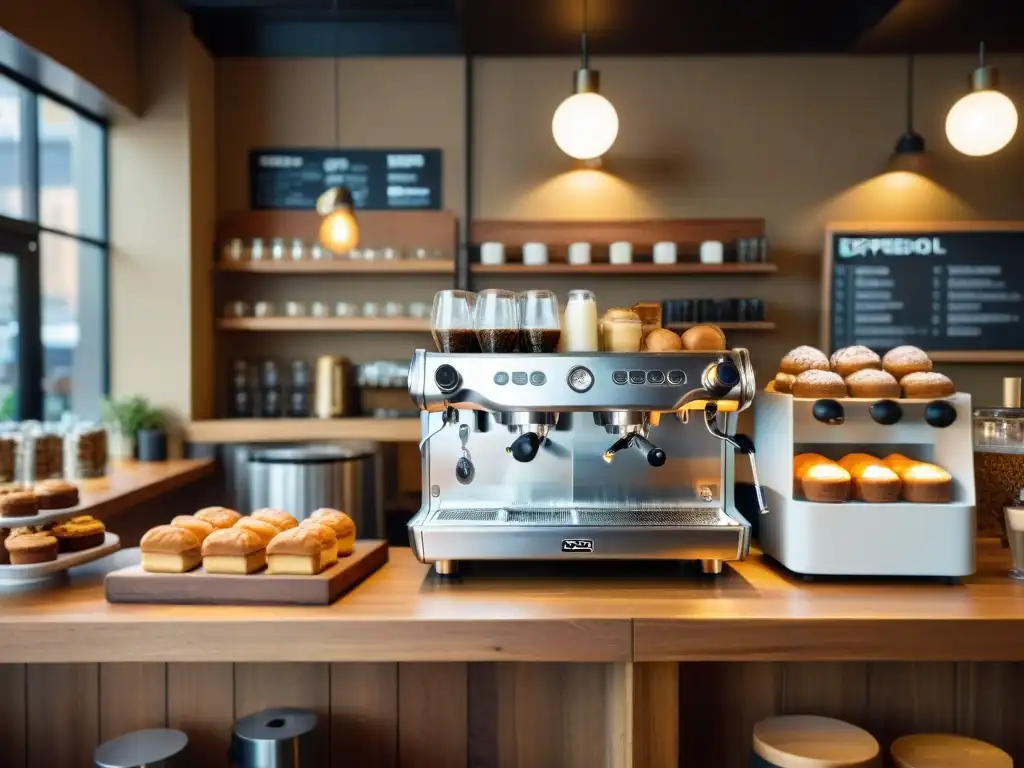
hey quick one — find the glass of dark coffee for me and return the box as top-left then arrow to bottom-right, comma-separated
519,290 -> 561,353
473,289 -> 519,353
431,290 -> 479,352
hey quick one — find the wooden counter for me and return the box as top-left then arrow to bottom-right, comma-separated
2,542 -> 1024,664
185,417 -> 419,443
73,459 -> 216,520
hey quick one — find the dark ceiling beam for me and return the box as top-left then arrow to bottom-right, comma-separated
853,0 -> 1024,53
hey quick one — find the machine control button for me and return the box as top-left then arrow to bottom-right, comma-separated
567,365 -> 595,393
629,370 -> 646,385
667,370 -> 686,385
612,370 -> 628,385
493,372 -> 509,386
434,364 -> 461,393
512,371 -> 529,386
646,370 -> 666,385
530,371 -> 547,386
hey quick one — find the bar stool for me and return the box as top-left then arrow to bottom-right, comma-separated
752,715 -> 880,767
94,729 -> 188,768
891,734 -> 1012,768
229,707 -> 319,768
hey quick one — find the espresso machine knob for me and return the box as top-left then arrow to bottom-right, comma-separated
434,364 -> 461,393
702,359 -> 740,398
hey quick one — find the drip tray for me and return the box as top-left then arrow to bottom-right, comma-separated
429,506 -> 737,527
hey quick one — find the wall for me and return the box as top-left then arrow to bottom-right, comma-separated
0,0 -> 141,114
109,0 -> 215,425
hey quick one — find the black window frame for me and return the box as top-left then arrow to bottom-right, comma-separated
0,65 -> 110,421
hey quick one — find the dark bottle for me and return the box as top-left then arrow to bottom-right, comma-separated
230,360 -> 253,418
288,360 -> 311,417
260,361 -> 282,418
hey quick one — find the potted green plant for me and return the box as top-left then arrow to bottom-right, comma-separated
135,404 -> 168,462
101,396 -> 167,461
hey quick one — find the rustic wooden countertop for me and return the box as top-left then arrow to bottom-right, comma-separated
74,459 -> 216,520
1,542 -> 1023,664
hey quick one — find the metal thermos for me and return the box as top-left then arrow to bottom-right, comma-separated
315,355 -> 351,418
94,729 -> 188,768
229,708 -> 319,768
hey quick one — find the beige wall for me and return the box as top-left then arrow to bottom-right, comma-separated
0,0 -> 141,114
109,0 -> 214,427
471,55 -> 1024,403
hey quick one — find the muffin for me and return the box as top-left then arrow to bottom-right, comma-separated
830,346 -> 882,378
838,454 -> 901,503
33,479 -> 79,510
681,324 -> 727,351
791,370 -> 847,399
845,369 -> 900,399
793,453 -> 830,497
644,328 -> 683,352
779,346 -> 830,375
882,453 -> 952,503
773,372 -> 796,394
882,346 -> 932,380
5,531 -> 58,564
900,371 -> 955,398
800,462 -> 852,503
194,506 -> 242,529
51,516 -> 106,552
251,508 -> 299,532
0,491 -> 39,519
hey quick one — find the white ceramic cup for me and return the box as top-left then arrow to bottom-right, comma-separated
653,242 -> 678,264
523,242 -> 548,266
609,241 -> 633,265
568,242 -> 591,265
700,241 -> 724,264
480,242 -> 505,265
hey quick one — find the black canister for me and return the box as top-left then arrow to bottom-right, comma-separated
94,729 -> 188,768
229,708 -> 319,768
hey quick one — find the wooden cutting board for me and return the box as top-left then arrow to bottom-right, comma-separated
104,539 -> 388,606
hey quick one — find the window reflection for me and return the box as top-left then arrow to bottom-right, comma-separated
39,97 -> 104,240
0,74 -> 30,221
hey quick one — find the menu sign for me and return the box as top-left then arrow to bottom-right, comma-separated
249,148 -> 442,210
824,224 -> 1024,359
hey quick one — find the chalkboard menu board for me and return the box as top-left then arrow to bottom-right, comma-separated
249,148 -> 443,211
823,224 -> 1024,361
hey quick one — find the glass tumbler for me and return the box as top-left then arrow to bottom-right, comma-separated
474,289 -> 519,353
519,290 -> 561,353
431,290 -> 478,352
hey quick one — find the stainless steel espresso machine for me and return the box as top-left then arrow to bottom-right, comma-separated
407,349 -> 767,575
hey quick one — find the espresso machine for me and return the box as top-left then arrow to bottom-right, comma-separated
407,349 -> 767,575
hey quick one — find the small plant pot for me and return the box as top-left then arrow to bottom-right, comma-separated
108,431 -> 136,462
136,429 -> 168,462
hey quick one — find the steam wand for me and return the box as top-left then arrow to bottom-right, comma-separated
703,403 -> 769,515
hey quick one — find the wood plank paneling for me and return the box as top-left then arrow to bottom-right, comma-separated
867,663 -> 958,753
168,663 -> 235,768
782,662 -> 870,728
955,663 -> 1023,762
235,663 -> 331,762
99,663 -> 168,741
633,663 -> 677,768
399,662 -> 467,768
605,663 -> 633,768
0,664 -> 26,768
27,664 -> 99,768
330,663 -> 398,768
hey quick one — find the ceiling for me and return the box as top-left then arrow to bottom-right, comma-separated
180,0 -> 1024,57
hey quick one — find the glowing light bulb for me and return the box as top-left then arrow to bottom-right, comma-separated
946,88 -> 1018,157
552,91 -> 619,160
318,208 -> 359,254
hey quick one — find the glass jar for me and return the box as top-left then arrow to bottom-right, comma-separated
64,424 -> 109,479
975,405 -> 1024,542
600,309 -> 643,352
0,430 -> 16,483
250,238 -> 265,261
270,238 -> 286,261
290,239 -> 305,261
562,289 -> 599,351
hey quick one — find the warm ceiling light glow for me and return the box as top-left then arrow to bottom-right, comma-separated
946,89 -> 1018,156
552,91 -> 620,160
945,43 -> 1018,157
316,186 -> 359,254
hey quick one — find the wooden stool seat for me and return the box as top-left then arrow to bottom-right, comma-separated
891,734 -> 1012,768
752,715 -> 880,768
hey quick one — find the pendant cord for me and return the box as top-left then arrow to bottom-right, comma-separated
979,40 -> 986,67
906,54 -> 914,132
333,0 -> 340,148
580,0 -> 589,69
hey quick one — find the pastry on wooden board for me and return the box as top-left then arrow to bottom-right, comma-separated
267,526 -> 335,575
251,508 -> 298,532
297,521 -> 339,568
235,516 -> 280,546
307,508 -> 356,556
194,506 -> 242,529
170,515 -> 215,543
140,525 -> 202,573
201,527 -> 266,574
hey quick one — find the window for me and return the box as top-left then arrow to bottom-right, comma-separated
0,70 -> 108,420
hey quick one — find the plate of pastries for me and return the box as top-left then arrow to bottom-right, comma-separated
139,506 -> 356,576
794,452 -> 952,504
770,344 -> 956,399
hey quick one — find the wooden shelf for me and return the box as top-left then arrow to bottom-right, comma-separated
471,262 -> 777,275
666,321 -> 776,331
217,317 -> 431,332
216,259 -> 454,274
186,417 -> 420,443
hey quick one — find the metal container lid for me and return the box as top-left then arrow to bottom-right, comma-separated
249,442 -> 376,465
94,729 -> 188,768
229,708 -> 319,768
975,407 -> 1024,420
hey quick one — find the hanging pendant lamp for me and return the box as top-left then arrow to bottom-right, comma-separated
888,55 -> 928,172
318,42 -> 359,254
945,42 -> 1018,157
551,0 -> 619,161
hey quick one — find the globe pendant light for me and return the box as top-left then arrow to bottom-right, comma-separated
318,51 -> 359,254
945,42 -> 1018,157
552,0 -> 619,161
888,55 -> 928,172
